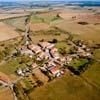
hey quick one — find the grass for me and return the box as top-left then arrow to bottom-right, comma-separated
22,78 -> 33,90
31,16 -> 44,23
0,58 -> 27,75
69,59 -> 89,70
55,42 -> 67,49
30,32 -> 68,44
28,73 -> 100,100
31,15 -> 62,24
93,49 -> 100,60
82,62 -> 100,86
3,17 -> 26,30
82,49 -> 100,86
55,41 -> 71,53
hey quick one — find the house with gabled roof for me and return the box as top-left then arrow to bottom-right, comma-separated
28,44 -> 42,54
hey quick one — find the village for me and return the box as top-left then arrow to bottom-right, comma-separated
0,29 -> 93,99
10,34 -> 92,96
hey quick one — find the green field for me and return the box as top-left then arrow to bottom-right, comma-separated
0,55 -> 30,75
55,41 -> 71,54
31,15 -> 62,24
69,59 -> 89,70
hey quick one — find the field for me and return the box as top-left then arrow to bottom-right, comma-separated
30,23 -> 49,32
0,22 -> 19,42
3,17 -> 27,31
82,49 -> 100,86
30,28 -> 69,44
55,8 -> 100,43
30,13 -> 62,32
28,73 -> 100,100
69,59 -> 89,70
0,87 -> 13,100
0,59 -> 23,75
0,13 -> 28,20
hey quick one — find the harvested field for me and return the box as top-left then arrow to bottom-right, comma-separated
3,17 -> 27,30
0,87 -> 13,100
59,12 -> 100,21
0,72 -> 11,83
30,23 -> 50,31
0,13 -> 28,20
55,12 -> 100,44
0,22 -> 19,41
56,20 -> 100,34
59,13 -> 80,20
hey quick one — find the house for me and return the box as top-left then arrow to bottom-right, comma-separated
45,49 -> 52,59
81,44 -> 86,49
28,44 -> 42,54
32,63 -> 38,69
60,57 -> 66,65
66,55 -> 72,64
77,47 -> 84,53
20,45 -> 34,56
16,68 -> 24,76
47,60 -> 56,67
50,47 -> 60,59
38,42 -> 54,49
38,52 -> 46,60
54,59 -> 62,65
48,66 -> 61,77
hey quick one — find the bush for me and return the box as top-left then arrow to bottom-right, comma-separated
78,22 -> 88,25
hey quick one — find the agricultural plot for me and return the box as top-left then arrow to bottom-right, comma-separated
0,87 -> 13,100
0,58 -> 26,75
0,22 -> 19,42
30,15 -> 62,25
69,59 -> 89,70
30,28 -> 69,44
28,73 -> 100,100
82,49 -> 100,86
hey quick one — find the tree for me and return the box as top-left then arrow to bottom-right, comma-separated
59,47 -> 67,56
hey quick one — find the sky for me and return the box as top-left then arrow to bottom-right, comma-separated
0,0 -> 99,1
0,0 -> 99,2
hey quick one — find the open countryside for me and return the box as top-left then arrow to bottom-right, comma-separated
0,0 -> 100,100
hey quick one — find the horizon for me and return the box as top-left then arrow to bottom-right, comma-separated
0,0 -> 99,2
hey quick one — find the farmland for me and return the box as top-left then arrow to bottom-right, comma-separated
82,49 -> 100,86
0,87 -> 13,100
0,4 -> 100,100
29,73 -> 100,100
0,22 -> 19,42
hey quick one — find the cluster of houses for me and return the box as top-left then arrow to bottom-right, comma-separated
19,42 -> 67,78
17,40 -> 92,79
74,41 -> 92,59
